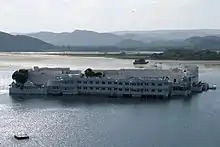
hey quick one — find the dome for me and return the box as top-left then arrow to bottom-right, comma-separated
24,81 -> 35,86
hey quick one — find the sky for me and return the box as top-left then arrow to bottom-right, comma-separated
0,0 -> 219,33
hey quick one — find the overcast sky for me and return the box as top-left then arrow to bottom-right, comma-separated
0,0 -> 219,33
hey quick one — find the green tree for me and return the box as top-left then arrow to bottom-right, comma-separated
95,72 -> 103,77
12,70 -> 28,84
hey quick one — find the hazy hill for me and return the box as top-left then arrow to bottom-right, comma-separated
112,29 -> 220,45
3,30 -> 220,52
113,29 -> 220,41
185,36 -> 220,49
115,35 -> 220,50
26,29 -> 220,48
115,39 -> 147,48
27,30 -> 124,46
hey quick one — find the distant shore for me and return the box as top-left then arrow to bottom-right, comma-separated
43,51 -> 220,62
1,51 -> 220,64
44,52 -> 153,59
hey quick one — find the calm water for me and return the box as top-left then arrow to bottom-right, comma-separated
0,53 -> 220,147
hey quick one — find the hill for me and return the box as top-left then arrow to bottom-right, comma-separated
27,30 -> 124,46
113,29 -> 220,41
114,36 -> 220,50
0,31 -> 56,51
115,39 -> 147,48
26,29 -> 220,49
185,36 -> 220,49
3,30 -> 220,52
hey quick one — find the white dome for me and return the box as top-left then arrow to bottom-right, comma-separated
24,81 -> 35,86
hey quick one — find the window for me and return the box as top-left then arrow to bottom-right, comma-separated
102,88 -> 105,90
108,88 -> 112,90
102,81 -> 105,84
77,81 -> 81,84
96,81 -> 99,84
137,83 -> 140,86
125,82 -> 129,85
140,89 -> 143,92
173,87 -> 178,90
145,83 -> 149,86
84,81 -> 87,84
52,86 -> 57,89
84,87 -> 87,90
114,82 -> 118,84
77,87 -> 81,89
108,82 -> 112,84
90,81 -> 93,84
65,88 -> 67,90
119,82 -> 122,85
158,89 -> 162,92
152,83 -> 155,86
140,83 -> 143,86
90,87 -> 93,90
96,87 -> 99,90
131,83 -> 136,86
152,89 -> 155,92
119,88 -> 122,91
125,88 -> 129,91
137,89 -> 140,92
158,84 -> 162,86
145,89 -> 149,92
114,88 -> 117,90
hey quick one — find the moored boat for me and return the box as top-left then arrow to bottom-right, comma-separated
14,133 -> 29,140
133,59 -> 149,65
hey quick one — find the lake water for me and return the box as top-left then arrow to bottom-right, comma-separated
0,53 -> 220,147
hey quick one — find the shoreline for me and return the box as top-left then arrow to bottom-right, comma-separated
1,52 -> 220,64
42,52 -> 220,63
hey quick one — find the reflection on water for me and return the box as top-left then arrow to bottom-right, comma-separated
204,63 -> 220,68
10,94 -> 172,107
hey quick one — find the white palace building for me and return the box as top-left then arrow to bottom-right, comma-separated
9,64 -> 210,99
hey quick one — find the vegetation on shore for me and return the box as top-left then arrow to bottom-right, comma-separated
46,52 -> 152,59
12,69 -> 29,84
46,49 -> 220,60
150,49 -> 220,60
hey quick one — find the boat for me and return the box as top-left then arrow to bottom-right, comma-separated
133,59 -> 149,65
9,65 -> 214,98
14,133 -> 29,140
